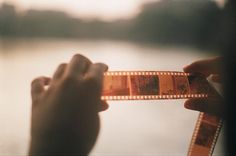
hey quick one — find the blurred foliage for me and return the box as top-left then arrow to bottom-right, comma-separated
132,0 -> 222,48
0,0 -> 222,49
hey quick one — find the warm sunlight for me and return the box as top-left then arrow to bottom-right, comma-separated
0,0 -> 158,20
0,0 -> 226,20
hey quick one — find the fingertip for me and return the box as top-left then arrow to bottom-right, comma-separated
99,100 -> 109,112
72,54 -> 92,63
31,76 -> 51,89
184,98 -> 202,111
183,62 -> 198,73
94,63 -> 109,72
183,65 -> 190,73
67,54 -> 92,77
31,76 -> 51,102
102,104 -> 109,111
53,63 -> 67,80
184,99 -> 193,109
104,65 -> 109,72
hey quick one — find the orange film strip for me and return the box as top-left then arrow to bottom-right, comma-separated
102,71 -> 217,100
102,71 -> 223,156
187,113 -> 223,156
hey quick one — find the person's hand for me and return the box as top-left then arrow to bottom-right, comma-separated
29,54 -> 108,156
183,56 -> 224,117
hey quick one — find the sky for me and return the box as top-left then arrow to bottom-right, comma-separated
0,0 -> 226,21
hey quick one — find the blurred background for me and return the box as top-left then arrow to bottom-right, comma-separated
0,0 -> 225,155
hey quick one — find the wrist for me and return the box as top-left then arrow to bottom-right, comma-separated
29,130 -> 90,156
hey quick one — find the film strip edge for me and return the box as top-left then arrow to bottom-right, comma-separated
187,112 -> 223,156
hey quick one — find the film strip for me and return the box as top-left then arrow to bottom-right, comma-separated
187,113 -> 223,156
102,71 -> 223,156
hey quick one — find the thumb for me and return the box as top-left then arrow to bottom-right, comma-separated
184,98 -> 225,118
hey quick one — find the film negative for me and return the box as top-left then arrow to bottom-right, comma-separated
102,71 -> 223,156
102,71 -> 219,100
187,113 -> 223,156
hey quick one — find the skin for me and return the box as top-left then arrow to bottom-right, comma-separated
29,54 -> 108,156
183,56 -> 225,117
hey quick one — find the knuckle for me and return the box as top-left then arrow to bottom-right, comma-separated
73,54 -> 82,58
94,63 -> 108,70
58,63 -> 67,69
85,76 -> 99,85
72,54 -> 91,64
72,54 -> 84,61
31,79 -> 38,87
62,75 -> 77,86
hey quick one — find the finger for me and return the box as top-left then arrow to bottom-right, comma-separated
85,63 -> 108,89
184,98 -> 224,117
183,56 -> 222,77
31,76 -> 51,101
66,54 -> 92,78
53,63 -> 67,80
211,74 -> 222,83
98,100 -> 109,112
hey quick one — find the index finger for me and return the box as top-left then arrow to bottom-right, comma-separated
84,63 -> 108,91
65,54 -> 92,78
183,56 -> 223,77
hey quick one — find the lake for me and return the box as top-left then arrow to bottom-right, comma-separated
0,38 -> 224,155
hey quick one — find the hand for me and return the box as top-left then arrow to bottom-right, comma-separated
29,54 -> 108,156
183,56 -> 225,117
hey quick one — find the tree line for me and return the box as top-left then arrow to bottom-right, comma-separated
0,0 -> 223,49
